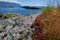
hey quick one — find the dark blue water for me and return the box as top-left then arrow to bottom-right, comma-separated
0,7 -> 41,16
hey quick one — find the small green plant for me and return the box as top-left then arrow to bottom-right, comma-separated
44,5 -> 53,12
6,13 -> 14,18
42,5 -> 53,15
45,6 -> 52,11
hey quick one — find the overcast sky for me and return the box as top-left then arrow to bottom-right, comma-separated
0,0 -> 60,6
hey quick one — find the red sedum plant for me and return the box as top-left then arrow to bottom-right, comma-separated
32,6 -> 60,40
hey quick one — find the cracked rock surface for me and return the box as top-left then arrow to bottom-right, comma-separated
0,14 -> 39,40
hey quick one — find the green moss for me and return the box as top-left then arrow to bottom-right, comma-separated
6,13 -> 14,18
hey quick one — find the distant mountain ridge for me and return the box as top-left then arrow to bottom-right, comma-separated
0,1 -> 21,7
0,1 -> 45,10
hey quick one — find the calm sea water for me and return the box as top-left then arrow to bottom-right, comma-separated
0,7 -> 41,16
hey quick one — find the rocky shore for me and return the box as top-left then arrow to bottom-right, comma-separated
0,13 -> 39,40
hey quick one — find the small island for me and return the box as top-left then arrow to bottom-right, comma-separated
22,6 -> 41,9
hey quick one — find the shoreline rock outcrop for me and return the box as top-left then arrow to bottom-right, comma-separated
0,13 -> 39,40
